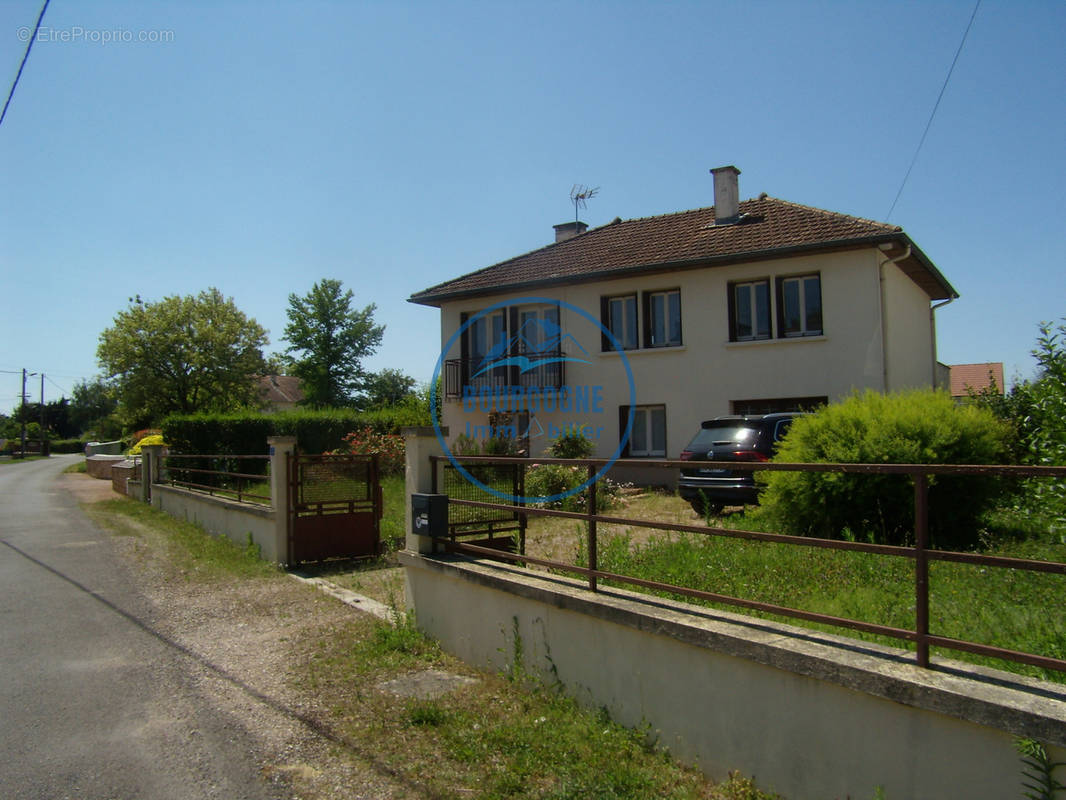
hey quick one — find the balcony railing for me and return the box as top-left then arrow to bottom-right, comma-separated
444,348 -> 566,401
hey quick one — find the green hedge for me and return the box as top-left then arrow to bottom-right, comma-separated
50,438 -> 90,454
757,389 -> 1012,550
162,405 -> 431,457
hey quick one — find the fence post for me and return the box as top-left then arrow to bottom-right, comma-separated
403,426 -> 448,555
587,463 -> 598,592
140,444 -> 165,504
267,436 -> 297,565
914,472 -> 930,668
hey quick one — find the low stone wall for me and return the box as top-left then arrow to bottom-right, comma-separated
149,484 -> 282,562
86,454 -> 126,479
110,460 -> 141,495
402,552 -> 1066,800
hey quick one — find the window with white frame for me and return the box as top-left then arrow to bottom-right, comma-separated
730,279 -> 771,341
647,289 -> 682,347
624,404 -> 667,457
604,294 -> 638,350
778,274 -> 822,337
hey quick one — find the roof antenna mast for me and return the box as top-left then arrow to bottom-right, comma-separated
570,184 -> 599,223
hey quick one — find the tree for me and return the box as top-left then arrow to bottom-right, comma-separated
97,289 -> 268,427
362,368 -> 416,409
283,279 -> 384,408
69,377 -> 121,438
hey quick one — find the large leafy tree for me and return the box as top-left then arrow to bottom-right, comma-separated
97,289 -> 268,427
283,279 -> 384,408
69,377 -> 119,436
362,368 -> 417,409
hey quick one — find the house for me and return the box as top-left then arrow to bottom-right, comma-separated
257,375 -> 304,412
949,362 -> 1005,401
409,166 -> 958,473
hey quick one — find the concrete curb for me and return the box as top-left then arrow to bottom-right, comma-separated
287,572 -> 396,623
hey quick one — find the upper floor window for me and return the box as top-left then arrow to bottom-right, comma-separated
730,279 -> 771,341
646,289 -> 682,348
600,290 -> 682,351
778,275 -> 822,337
604,294 -> 638,350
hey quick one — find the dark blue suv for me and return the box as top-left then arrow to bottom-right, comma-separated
677,413 -> 802,514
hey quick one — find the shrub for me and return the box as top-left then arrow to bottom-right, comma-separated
128,433 -> 166,456
49,438 -> 89,454
757,389 -> 1011,549
524,462 -> 627,512
331,427 -> 405,475
972,318 -> 1066,533
163,406 -> 428,458
547,429 -> 595,459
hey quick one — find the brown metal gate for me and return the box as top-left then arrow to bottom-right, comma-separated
287,453 -> 382,564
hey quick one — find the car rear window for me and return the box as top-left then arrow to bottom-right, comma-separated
686,425 -> 760,451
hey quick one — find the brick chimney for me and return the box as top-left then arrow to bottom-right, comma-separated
553,221 -> 588,243
710,165 -> 741,224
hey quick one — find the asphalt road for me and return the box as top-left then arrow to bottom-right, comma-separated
0,456 -> 287,800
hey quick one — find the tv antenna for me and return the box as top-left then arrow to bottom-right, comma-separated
570,184 -> 599,223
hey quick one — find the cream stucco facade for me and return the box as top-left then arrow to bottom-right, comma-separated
436,245 -> 942,462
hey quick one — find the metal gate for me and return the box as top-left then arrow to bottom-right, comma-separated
434,461 -> 526,555
287,453 -> 382,564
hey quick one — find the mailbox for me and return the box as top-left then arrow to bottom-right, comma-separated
411,493 -> 448,537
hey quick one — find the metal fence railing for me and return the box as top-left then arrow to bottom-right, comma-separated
430,455 -> 1066,676
162,453 -> 271,506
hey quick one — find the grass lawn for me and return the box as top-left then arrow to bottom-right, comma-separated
0,455 -> 49,466
87,494 -> 780,799
519,490 -> 1066,684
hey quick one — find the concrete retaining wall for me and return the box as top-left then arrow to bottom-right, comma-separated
402,552 -> 1066,800
110,460 -> 141,495
86,454 -> 126,479
150,484 -> 281,562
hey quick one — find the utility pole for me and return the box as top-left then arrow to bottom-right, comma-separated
39,372 -> 45,454
19,368 -> 27,459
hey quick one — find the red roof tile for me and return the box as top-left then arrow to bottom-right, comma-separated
949,363 -> 1005,397
410,196 -> 956,305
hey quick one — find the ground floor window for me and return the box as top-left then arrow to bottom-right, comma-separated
620,404 -> 667,457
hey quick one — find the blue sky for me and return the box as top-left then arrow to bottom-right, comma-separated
2,0 -> 1064,411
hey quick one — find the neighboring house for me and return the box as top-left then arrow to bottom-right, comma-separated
409,166 -> 959,468
949,362 -> 1005,401
257,375 -> 304,412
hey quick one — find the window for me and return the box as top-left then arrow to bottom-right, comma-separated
622,404 -> 667,457
730,280 -> 771,341
603,294 -> 638,351
646,290 -> 682,347
778,274 -> 822,337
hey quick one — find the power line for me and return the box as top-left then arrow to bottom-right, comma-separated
0,0 -> 50,130
885,0 -> 981,222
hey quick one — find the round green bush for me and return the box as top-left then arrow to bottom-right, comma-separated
757,389 -> 1011,550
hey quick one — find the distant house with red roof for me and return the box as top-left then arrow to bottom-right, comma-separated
410,166 -> 959,464
257,375 -> 304,412
949,363 -> 1005,400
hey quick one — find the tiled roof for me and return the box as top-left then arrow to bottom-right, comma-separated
949,363 -> 1005,397
257,375 -> 303,406
410,196 -> 956,305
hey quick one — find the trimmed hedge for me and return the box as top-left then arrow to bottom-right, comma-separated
757,390 -> 1012,550
50,438 -> 91,454
162,405 -> 431,457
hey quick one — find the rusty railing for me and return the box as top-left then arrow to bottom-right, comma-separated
430,455 -> 1066,675
163,453 -> 271,506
